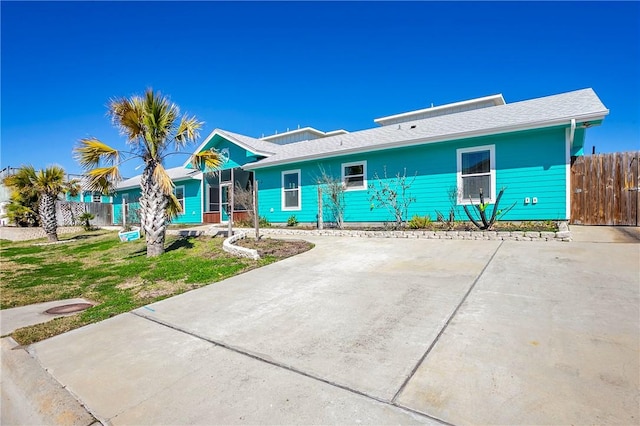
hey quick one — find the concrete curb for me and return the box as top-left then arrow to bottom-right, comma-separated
234,226 -> 572,242
223,231 -> 260,260
1,337 -> 97,426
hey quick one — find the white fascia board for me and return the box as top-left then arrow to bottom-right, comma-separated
182,129 -> 273,168
374,94 -> 506,125
244,112 -> 608,170
324,129 -> 349,136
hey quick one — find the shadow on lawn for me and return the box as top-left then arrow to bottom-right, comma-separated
128,237 -> 195,257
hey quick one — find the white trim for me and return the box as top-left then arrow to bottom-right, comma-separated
173,185 -> 186,215
243,114 -> 608,170
200,178 -> 204,224
565,129 -> 572,220
341,160 -> 368,191
374,94 -> 506,125
281,169 -> 301,211
456,145 -> 496,205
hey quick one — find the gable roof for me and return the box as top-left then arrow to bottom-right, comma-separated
244,88 -> 608,170
185,129 -> 281,168
115,166 -> 202,190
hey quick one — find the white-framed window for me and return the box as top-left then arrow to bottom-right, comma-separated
342,161 -> 367,191
457,145 -> 496,204
121,193 -> 129,204
281,169 -> 301,211
174,185 -> 185,213
92,193 -> 101,203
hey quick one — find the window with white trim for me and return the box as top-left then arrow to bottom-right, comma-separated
92,193 -> 101,203
342,161 -> 367,191
281,170 -> 301,210
174,185 -> 185,213
457,145 -> 496,204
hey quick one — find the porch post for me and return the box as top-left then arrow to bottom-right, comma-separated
228,168 -> 234,237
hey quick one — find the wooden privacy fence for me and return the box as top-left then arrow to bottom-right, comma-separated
56,202 -> 113,226
570,151 -> 639,226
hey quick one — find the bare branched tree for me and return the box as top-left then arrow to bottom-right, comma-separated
368,166 -> 417,229
315,167 -> 346,229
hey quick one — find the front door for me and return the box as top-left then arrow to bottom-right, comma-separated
220,183 -> 231,223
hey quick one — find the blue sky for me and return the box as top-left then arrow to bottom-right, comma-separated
2,1 -> 638,178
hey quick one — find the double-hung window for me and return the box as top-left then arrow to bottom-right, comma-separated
457,145 -> 495,204
282,170 -> 301,210
342,161 -> 367,191
174,185 -> 185,213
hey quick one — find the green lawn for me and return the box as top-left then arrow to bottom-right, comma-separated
0,230 -> 312,344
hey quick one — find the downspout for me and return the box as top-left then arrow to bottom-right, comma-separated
568,118 -> 576,148
565,119 -> 576,222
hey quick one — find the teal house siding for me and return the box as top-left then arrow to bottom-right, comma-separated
255,127 -> 570,224
171,179 -> 203,224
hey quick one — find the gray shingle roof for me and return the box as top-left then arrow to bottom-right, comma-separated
116,166 -> 202,190
212,129 -> 282,156
244,88 -> 608,170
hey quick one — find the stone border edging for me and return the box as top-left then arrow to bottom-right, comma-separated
238,225 -> 571,242
223,231 -> 260,260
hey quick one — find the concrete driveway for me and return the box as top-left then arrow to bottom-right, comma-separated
19,229 -> 640,424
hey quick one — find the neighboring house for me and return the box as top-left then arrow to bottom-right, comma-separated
112,88 -> 609,226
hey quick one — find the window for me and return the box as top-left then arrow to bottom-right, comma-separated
121,193 -> 129,204
342,161 -> 367,191
208,186 -> 220,212
92,193 -> 101,203
457,145 -> 495,204
174,185 -> 185,213
281,170 -> 301,210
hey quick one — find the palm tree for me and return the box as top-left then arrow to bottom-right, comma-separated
3,165 -> 74,241
74,88 -> 220,257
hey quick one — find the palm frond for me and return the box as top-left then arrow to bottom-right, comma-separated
32,166 -> 66,195
109,96 -> 145,144
3,165 -> 36,190
85,167 -> 121,194
174,115 -> 203,149
166,193 -> 183,220
65,179 -> 82,197
75,139 -> 120,168
190,149 -> 222,173
151,163 -> 175,195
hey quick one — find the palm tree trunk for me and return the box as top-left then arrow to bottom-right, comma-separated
141,163 -> 168,257
39,192 -> 58,242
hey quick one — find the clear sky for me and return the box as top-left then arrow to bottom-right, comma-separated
1,1 -> 639,178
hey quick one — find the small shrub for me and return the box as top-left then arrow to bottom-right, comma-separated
408,215 -> 431,229
287,215 -> 298,227
78,212 -> 95,231
259,216 -> 271,227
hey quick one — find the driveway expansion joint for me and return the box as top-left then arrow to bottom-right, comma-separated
391,241 -> 504,403
131,311 -> 450,425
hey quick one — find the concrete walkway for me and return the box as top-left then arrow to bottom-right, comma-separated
3,228 -> 639,424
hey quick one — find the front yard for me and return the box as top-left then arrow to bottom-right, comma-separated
0,230 -> 312,344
